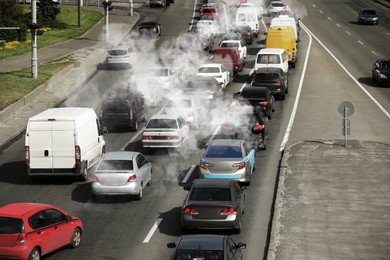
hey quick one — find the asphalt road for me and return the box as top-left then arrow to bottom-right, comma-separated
0,0 -> 389,259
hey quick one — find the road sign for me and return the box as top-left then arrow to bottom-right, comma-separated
338,101 -> 354,118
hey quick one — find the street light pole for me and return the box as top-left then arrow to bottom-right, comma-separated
31,0 -> 38,79
104,0 -> 110,41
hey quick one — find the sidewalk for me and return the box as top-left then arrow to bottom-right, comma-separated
0,6 -> 141,148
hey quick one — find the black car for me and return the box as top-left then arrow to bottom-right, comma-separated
358,8 -> 379,25
167,234 -> 246,260
221,104 -> 269,150
231,25 -> 253,45
187,27 -> 215,52
251,67 -> 288,100
138,21 -> 161,37
233,86 -> 275,119
100,91 -> 147,131
181,179 -> 246,233
372,58 -> 390,86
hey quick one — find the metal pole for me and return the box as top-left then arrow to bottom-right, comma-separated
223,5 -> 229,32
78,0 -> 81,28
344,106 -> 348,148
31,0 -> 38,79
104,0 -> 109,41
129,0 -> 133,16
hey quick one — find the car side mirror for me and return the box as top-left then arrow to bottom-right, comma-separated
236,242 -> 247,249
66,215 -> 72,222
167,242 -> 177,248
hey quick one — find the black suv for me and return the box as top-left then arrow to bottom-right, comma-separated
251,67 -> 288,100
372,58 -> 390,86
233,86 -> 275,119
138,21 -> 161,37
100,91 -> 147,131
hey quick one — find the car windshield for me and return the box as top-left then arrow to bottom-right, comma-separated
174,250 -> 224,260
362,10 -> 377,15
108,50 -> 127,56
98,160 -> 133,171
206,145 -> 242,158
0,217 -> 24,234
198,67 -> 220,73
147,119 -> 178,129
190,188 -> 231,201
257,54 -> 280,64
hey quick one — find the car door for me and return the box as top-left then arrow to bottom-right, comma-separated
45,209 -> 72,249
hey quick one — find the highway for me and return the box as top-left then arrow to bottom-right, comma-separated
0,0 -> 389,259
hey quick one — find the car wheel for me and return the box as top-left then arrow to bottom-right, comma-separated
143,113 -> 148,122
70,228 -> 82,248
136,184 -> 143,200
29,247 -> 40,260
132,120 -> 138,132
281,94 -> 285,100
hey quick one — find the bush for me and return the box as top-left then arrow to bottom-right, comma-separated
0,18 -> 28,42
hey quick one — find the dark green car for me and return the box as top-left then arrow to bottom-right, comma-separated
358,8 -> 379,25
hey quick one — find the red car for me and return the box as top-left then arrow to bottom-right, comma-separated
213,47 -> 244,76
200,6 -> 219,20
0,203 -> 83,260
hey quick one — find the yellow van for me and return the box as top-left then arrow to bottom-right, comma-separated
265,26 -> 297,68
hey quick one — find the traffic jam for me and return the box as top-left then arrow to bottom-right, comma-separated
0,0 -> 303,259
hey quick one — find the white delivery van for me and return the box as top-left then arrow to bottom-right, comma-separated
270,15 -> 299,41
254,48 -> 289,74
25,107 -> 107,181
235,7 -> 260,38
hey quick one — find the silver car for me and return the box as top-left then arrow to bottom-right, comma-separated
105,45 -> 134,68
91,151 -> 152,200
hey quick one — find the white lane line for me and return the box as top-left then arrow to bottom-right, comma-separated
312,4 -> 316,7
261,17 -> 267,33
280,22 -> 312,151
358,40 -> 364,45
386,32 -> 390,37
319,10 -> 323,13
182,164 -> 197,183
188,0 -> 199,31
327,17 -> 332,21
301,23 -> 390,120
371,50 -> 378,55
346,31 -> 351,35
121,106 -> 166,150
143,218 -> 163,243
336,23 -> 341,27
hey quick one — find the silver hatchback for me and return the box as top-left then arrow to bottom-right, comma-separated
91,151 -> 152,200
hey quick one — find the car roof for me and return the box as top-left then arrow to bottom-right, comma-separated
0,203 -> 52,217
150,113 -> 181,120
192,178 -> 233,189
102,151 -> 136,160
177,234 -> 226,250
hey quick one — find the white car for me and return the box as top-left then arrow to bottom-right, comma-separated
142,114 -> 190,149
105,45 -> 135,68
219,40 -> 247,60
268,1 -> 286,15
196,20 -> 220,36
196,63 -> 231,89
163,96 -> 204,129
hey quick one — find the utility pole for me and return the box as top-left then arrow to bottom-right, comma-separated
103,0 -> 110,42
31,0 -> 38,79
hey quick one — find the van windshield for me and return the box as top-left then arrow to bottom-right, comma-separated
257,54 -> 280,64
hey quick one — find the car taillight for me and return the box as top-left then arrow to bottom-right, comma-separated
220,207 -> 237,215
232,162 -> 246,170
202,42 -> 209,47
127,175 -> 137,182
247,32 -> 251,36
207,90 -> 215,96
91,175 -> 99,182
100,107 -> 103,116
258,101 -> 269,107
142,136 -> 153,140
107,55 -> 112,59
25,146 -> 30,165
16,233 -> 26,244
253,125 -> 265,131
124,54 -> 129,58
167,136 -> 180,140
222,124 -> 233,131
234,65 -> 239,70
153,28 -> 157,32
183,207 -> 199,215
200,162 -> 213,170
129,108 -> 133,120
75,145 -> 81,163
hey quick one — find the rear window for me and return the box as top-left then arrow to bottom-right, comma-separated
255,72 -> 279,80
190,188 -> 231,201
257,54 -> 280,64
220,42 -> 239,48
174,250 -> 224,260
146,119 -> 178,129
0,217 -> 24,234
272,2 -> 285,7
206,145 -> 242,158
108,50 -> 127,56
198,67 -> 220,73
103,101 -> 129,113
98,160 -> 133,171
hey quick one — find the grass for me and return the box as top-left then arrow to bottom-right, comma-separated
0,6 -> 103,110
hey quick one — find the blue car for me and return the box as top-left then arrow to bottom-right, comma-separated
199,139 -> 255,186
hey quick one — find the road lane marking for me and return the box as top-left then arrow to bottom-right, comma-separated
182,164 -> 197,184
312,4 -> 316,7
358,40 -> 364,45
386,32 -> 390,37
143,218 -> 163,243
346,31 -> 351,35
336,24 -> 341,27
280,22 -> 312,151
300,23 -> 390,120
371,50 -> 378,55
327,17 -> 332,21
319,10 -> 323,13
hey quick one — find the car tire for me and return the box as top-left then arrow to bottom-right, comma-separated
79,162 -> 88,182
132,120 -> 138,132
376,21 -> 378,25
281,94 -> 285,100
70,228 -> 82,248
136,184 -> 143,200
29,247 -> 40,260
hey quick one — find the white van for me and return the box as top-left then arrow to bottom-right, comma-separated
235,7 -> 260,38
254,48 -> 289,74
25,107 -> 107,181
270,15 -> 299,41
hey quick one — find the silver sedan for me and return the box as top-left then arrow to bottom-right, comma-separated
91,151 -> 152,200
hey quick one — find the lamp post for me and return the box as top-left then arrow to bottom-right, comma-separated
102,0 -> 111,42
31,0 -> 38,79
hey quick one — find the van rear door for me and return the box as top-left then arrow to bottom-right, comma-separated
28,121 -> 53,170
51,121 -> 75,169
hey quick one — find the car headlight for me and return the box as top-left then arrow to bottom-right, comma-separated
380,74 -> 387,79
373,17 -> 378,20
